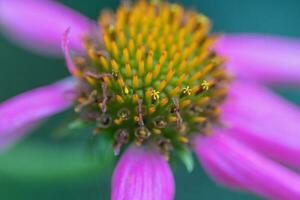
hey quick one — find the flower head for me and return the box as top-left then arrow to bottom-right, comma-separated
71,1 -> 230,158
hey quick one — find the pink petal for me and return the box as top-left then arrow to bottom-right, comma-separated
112,146 -> 175,200
222,82 -> 300,168
0,0 -> 95,56
0,78 -> 76,149
196,132 -> 300,200
216,34 -> 300,85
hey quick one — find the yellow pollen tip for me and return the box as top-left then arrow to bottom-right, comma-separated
151,89 -> 160,102
123,86 -> 130,95
201,80 -> 210,91
181,86 -> 192,97
178,136 -> 189,144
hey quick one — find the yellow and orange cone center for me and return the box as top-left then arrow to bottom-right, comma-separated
73,0 -> 230,158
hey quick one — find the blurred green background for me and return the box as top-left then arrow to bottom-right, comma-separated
0,0 -> 299,199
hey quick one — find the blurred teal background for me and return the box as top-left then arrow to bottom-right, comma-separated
0,0 -> 300,199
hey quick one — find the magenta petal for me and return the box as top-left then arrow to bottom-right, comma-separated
0,78 -> 76,149
222,82 -> 300,168
196,132 -> 300,200
216,34 -> 300,84
112,146 -> 175,200
0,0 -> 94,56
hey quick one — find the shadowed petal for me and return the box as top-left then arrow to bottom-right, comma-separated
62,28 -> 79,76
196,132 -> 300,200
0,122 -> 37,151
0,78 -> 76,149
222,82 -> 300,168
0,0 -> 95,56
112,146 -> 175,200
216,34 -> 300,84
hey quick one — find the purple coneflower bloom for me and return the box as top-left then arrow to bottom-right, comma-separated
1,0 -> 300,199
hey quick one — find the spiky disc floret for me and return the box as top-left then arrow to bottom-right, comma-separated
73,0 -> 230,158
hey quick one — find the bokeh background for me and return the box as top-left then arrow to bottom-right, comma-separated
0,0 -> 300,199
